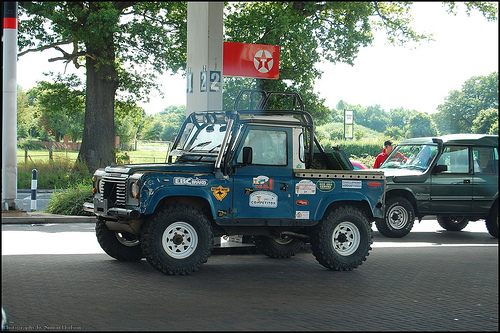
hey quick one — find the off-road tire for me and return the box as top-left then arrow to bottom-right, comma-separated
253,235 -> 304,258
486,205 -> 498,238
375,196 -> 415,238
437,216 -> 469,231
141,204 -> 213,275
96,220 -> 143,261
310,206 -> 372,271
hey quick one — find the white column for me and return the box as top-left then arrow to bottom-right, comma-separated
2,2 -> 19,210
186,2 -> 223,114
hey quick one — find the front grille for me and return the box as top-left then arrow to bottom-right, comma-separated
101,175 -> 127,206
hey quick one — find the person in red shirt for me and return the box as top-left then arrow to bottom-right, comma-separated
373,140 -> 394,168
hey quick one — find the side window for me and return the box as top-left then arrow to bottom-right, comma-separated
473,146 -> 498,174
436,146 -> 469,173
238,129 -> 288,166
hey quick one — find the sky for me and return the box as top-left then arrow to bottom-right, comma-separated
16,2 -> 499,115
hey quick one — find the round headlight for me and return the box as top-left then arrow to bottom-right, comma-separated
95,179 -> 102,194
130,180 -> 140,199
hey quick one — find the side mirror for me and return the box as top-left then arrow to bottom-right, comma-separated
433,164 -> 447,173
242,147 -> 253,165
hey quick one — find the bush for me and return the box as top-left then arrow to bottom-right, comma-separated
45,183 -> 94,216
18,159 -> 92,189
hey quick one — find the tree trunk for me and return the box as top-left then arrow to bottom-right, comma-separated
77,46 -> 119,173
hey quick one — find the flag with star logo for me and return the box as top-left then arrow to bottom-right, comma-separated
223,42 -> 279,79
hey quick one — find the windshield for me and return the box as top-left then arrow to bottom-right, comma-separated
169,112 -> 229,162
380,144 -> 439,171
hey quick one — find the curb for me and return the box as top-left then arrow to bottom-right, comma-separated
2,212 -> 96,224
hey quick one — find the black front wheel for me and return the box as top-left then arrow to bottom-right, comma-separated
141,204 -> 213,275
310,206 -> 372,271
437,216 -> 469,231
96,220 -> 143,261
375,196 -> 415,238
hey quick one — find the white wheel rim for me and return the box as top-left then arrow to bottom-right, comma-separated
162,221 -> 198,259
332,221 -> 360,256
388,205 -> 408,229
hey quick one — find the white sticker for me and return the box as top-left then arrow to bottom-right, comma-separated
173,177 -> 208,186
295,179 -> 316,195
249,191 -> 278,208
342,180 -> 362,189
295,211 -> 310,219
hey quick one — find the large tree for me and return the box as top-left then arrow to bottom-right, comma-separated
435,72 -> 498,134
18,2 -> 186,172
18,2 -> 497,171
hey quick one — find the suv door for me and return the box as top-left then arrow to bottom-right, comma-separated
429,145 -> 472,213
231,126 -> 295,221
472,146 -> 498,213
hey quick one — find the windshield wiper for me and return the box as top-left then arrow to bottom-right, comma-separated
188,141 -> 212,152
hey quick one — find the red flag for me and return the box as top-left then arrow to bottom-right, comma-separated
223,42 -> 279,79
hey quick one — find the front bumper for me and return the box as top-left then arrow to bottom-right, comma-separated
83,200 -> 140,219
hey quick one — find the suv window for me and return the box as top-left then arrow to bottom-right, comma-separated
473,146 -> 498,174
436,146 -> 469,173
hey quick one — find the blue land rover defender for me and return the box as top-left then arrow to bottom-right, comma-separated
84,91 -> 386,275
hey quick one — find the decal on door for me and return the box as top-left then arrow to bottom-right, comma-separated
295,179 -> 316,195
249,191 -> 278,208
211,186 -> 230,201
253,176 -> 274,190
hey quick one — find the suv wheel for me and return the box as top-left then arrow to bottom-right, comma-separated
437,216 -> 469,231
486,205 -> 498,238
310,206 -> 372,271
375,196 -> 415,238
253,235 -> 304,258
141,204 -> 213,275
96,220 -> 143,261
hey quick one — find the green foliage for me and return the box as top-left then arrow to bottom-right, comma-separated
471,108 -> 499,134
17,85 -> 41,139
436,72 -> 498,134
384,126 -> 405,140
17,160 -> 92,189
405,112 -> 439,138
45,183 -> 94,216
354,130 -> 365,141
114,100 -> 146,146
137,105 -> 186,141
30,74 -> 86,142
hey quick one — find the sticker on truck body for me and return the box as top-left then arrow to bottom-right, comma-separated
211,186 -> 230,201
173,177 -> 208,186
249,191 -> 278,208
253,176 -> 274,190
295,179 -> 316,195
342,180 -> 362,189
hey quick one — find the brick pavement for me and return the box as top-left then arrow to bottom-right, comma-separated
1,224 -> 498,331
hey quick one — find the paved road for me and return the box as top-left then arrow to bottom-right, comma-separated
2,220 -> 498,331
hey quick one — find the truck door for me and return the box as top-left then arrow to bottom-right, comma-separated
471,146 -> 498,213
430,145 -> 472,213
231,126 -> 295,220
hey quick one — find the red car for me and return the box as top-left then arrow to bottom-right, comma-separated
350,160 -> 368,170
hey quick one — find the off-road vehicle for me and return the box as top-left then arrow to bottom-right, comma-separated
376,134 -> 498,238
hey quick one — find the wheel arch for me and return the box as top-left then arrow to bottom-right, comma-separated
385,189 -> 418,217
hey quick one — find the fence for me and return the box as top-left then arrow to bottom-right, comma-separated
18,140 -> 172,164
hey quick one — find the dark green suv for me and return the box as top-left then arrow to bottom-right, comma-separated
375,134 -> 498,238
